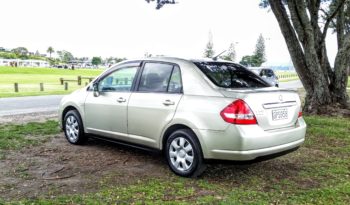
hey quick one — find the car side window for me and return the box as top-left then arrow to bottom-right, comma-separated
168,66 -> 182,93
98,67 -> 138,92
266,69 -> 274,77
138,63 -> 174,92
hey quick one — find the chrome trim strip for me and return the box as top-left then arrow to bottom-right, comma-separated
263,101 -> 297,109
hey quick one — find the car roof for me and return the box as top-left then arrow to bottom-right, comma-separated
121,56 -> 239,65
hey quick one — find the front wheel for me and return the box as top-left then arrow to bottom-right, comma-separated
63,110 -> 87,145
165,129 -> 206,177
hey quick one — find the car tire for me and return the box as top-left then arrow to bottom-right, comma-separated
63,110 -> 87,145
275,84 -> 279,87
165,129 -> 206,177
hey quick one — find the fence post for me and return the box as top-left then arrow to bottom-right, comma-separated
77,76 -> 81,85
40,83 -> 44,91
64,82 -> 68,90
14,83 -> 18,92
60,78 -> 64,85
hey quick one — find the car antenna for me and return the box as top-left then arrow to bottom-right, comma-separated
212,50 -> 226,61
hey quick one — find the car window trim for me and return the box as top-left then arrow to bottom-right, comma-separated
134,60 -> 183,94
167,65 -> 183,94
166,67 -> 175,92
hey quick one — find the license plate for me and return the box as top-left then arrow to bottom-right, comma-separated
272,108 -> 288,121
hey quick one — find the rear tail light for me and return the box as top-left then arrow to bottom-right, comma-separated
220,99 -> 257,125
298,107 -> 303,118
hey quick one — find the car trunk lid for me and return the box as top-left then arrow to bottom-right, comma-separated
219,87 -> 301,130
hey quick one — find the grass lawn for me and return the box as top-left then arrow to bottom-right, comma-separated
0,121 -> 60,160
0,116 -> 349,204
0,66 -> 103,98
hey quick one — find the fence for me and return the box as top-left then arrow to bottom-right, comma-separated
59,76 -> 94,85
10,82 -> 91,93
276,72 -> 299,80
0,76 -> 94,97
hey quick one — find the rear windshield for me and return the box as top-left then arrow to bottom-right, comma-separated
193,62 -> 270,88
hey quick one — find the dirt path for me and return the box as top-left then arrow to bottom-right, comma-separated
0,133 -> 169,201
0,111 -> 58,124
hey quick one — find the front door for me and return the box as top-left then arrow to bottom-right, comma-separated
84,64 -> 139,138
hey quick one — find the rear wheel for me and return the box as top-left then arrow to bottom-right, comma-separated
63,110 -> 87,145
165,129 -> 206,177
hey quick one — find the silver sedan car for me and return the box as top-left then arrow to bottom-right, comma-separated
59,57 -> 306,177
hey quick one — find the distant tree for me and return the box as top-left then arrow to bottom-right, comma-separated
92,57 -> 102,66
57,50 -> 74,63
105,57 -> 114,65
203,31 -> 215,58
0,52 -> 18,59
239,35 -> 266,67
114,57 -> 127,63
221,42 -> 236,62
254,34 -> 266,66
47,46 -> 54,58
35,50 -> 40,56
239,55 -> 260,67
11,47 -> 28,57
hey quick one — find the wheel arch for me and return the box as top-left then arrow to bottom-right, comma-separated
62,105 -> 80,126
161,123 -> 206,158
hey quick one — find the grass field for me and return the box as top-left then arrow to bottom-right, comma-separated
0,66 -> 103,97
0,116 -> 349,204
0,66 -> 348,98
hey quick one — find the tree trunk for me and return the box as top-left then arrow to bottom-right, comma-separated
268,0 -> 349,114
332,33 -> 350,105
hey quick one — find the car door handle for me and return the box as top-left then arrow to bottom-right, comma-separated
117,97 -> 126,103
163,100 -> 175,106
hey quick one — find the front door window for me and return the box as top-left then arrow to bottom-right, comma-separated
99,67 -> 138,92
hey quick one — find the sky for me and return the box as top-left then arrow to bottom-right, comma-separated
0,0 -> 338,66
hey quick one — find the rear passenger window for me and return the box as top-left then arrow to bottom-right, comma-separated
138,63 -> 173,92
138,63 -> 182,93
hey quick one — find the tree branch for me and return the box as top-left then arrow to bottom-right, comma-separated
321,0 -> 346,42
336,2 -> 345,48
287,0 -> 307,44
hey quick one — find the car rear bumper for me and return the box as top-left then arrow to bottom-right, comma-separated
194,118 -> 306,161
209,138 -> 304,160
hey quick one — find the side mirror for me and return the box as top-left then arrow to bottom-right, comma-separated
93,83 -> 100,97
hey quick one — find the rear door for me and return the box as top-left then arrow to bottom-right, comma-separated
127,62 -> 183,147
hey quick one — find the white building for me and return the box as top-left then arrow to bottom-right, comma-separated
0,59 -> 49,67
